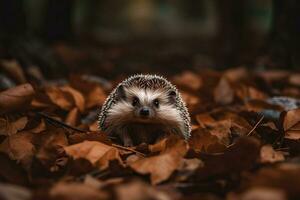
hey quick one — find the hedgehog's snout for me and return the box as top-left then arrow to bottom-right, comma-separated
139,107 -> 150,117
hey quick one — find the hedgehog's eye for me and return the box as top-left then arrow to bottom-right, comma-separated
153,99 -> 159,108
132,97 -> 139,106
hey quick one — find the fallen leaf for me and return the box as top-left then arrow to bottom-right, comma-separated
0,131 -> 35,170
29,119 -> 46,134
180,91 -> 200,109
282,108 -> 300,131
189,128 -> 227,153
0,154 -> 29,185
175,158 -> 203,182
115,180 -> 171,200
214,77 -> 234,105
89,121 -> 98,132
245,163 -> 300,199
0,84 -> 35,114
34,128 -> 68,171
228,187 -> 287,200
97,147 -> 124,170
50,182 -> 108,200
224,67 -> 248,82
194,137 -> 261,180
86,86 -> 106,109
0,59 -> 27,83
206,120 -> 232,143
46,86 -> 74,110
61,86 -> 85,112
65,107 -> 80,126
195,113 -> 215,128
148,137 -> 167,153
260,145 -> 285,164
130,136 -> 188,184
64,141 -> 122,169
0,183 -> 32,200
173,71 -> 203,91
0,116 -> 28,136
257,70 -> 289,83
282,108 -> 300,140
289,74 -> 300,86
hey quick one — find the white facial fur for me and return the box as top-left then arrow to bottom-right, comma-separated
105,86 -> 184,134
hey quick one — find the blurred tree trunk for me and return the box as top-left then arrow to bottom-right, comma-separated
42,0 -> 74,42
214,0 -> 245,68
0,0 -> 27,57
262,0 -> 300,68
0,0 -> 26,37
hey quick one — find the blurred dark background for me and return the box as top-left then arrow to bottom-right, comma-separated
0,0 -> 299,79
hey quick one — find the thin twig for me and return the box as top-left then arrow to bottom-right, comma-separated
247,115 -> 264,136
275,147 -> 290,151
35,111 -> 86,133
227,115 -> 264,148
112,144 -> 146,157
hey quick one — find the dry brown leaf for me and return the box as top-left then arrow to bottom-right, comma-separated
214,77 -> 234,105
86,86 -> 106,109
283,108 -> 300,131
89,121 -> 98,132
115,180 -> 171,200
46,86 -> 74,110
64,141 -> 121,168
228,187 -> 287,200
245,163 -> 300,199
195,137 -> 261,180
258,70 -> 289,83
0,183 -> 32,200
260,145 -> 285,164
189,128 -> 226,153
195,113 -> 215,128
61,86 -> 85,112
180,91 -> 200,108
195,112 -> 233,141
0,84 -> 35,114
0,116 -> 28,136
50,182 -> 108,200
148,138 -> 167,153
130,137 -> 188,184
29,119 -> 46,134
175,158 -> 203,182
0,59 -> 27,83
220,112 -> 253,136
282,109 -> 300,140
236,85 -> 267,101
173,71 -> 203,91
0,131 -> 34,170
65,107 -> 80,126
97,148 -> 124,170
224,67 -> 248,82
207,120 -> 232,143
35,128 -> 68,171
289,74 -> 300,86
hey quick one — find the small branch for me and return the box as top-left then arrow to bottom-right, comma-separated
35,111 -> 86,133
227,115 -> 264,148
112,144 -> 146,157
247,115 -> 264,136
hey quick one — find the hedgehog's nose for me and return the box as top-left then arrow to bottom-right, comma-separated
140,107 -> 150,117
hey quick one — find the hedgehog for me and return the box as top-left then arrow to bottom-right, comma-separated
98,74 -> 191,146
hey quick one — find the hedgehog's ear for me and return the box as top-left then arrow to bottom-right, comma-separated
168,90 -> 176,103
116,85 -> 126,100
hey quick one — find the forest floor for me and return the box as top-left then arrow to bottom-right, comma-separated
0,43 -> 300,200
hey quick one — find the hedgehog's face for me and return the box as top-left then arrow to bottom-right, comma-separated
107,85 -> 181,124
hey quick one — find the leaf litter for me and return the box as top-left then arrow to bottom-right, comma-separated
0,67 -> 300,200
